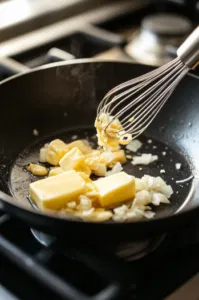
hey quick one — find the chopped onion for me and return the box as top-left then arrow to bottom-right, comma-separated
132,190 -> 152,207
175,163 -> 181,170
152,193 -> 170,206
143,211 -> 155,219
126,155 -> 133,160
100,151 -> 114,163
125,210 -> 143,221
135,178 -> 149,191
71,135 -> 78,140
159,185 -> 173,198
113,205 -> 128,217
33,129 -> 39,136
160,169 -> 166,174
79,195 -> 92,210
106,162 -> 123,176
131,154 -> 158,165
82,208 -> 94,216
126,139 -> 143,152
67,201 -> 77,209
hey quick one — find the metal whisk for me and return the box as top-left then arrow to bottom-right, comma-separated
97,26 -> 199,140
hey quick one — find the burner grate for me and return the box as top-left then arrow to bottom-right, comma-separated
11,29 -> 123,68
1,213 -> 199,299
0,214 -> 133,300
0,1 -> 151,80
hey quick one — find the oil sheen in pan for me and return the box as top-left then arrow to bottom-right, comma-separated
9,127 -> 193,219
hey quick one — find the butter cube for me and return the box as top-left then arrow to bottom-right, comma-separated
75,164 -> 91,176
100,150 -> 126,167
59,147 -> 84,171
46,139 -> 69,165
40,147 -> 48,163
46,150 -> 60,166
93,163 -> 106,177
68,140 -> 92,154
111,150 -> 127,166
29,170 -> 86,210
49,167 -> 62,177
78,172 -> 92,183
93,172 -> 135,208
84,150 -> 101,171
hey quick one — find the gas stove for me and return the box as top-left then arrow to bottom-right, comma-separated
1,1 -> 199,299
1,215 -> 199,300
0,0 -> 198,80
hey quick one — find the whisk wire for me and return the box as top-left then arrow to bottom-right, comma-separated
96,57 -> 182,116
103,57 -> 180,98
97,57 -> 189,140
106,60 -> 184,129
121,64 -> 186,131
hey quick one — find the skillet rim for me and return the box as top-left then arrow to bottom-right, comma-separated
1,58 -> 199,85
0,58 -> 198,228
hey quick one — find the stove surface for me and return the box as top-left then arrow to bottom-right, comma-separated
1,214 -> 199,300
0,0 -> 198,80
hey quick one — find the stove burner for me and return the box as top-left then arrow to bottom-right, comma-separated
125,13 -> 192,66
115,235 -> 165,261
141,13 -> 192,37
31,228 -> 165,261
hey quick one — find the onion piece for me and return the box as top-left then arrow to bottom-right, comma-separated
151,192 -> 170,206
131,154 -> 158,165
126,139 -> 143,152
106,162 -> 123,176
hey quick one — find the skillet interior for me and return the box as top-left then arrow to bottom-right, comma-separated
10,126 -> 192,219
0,60 -> 199,241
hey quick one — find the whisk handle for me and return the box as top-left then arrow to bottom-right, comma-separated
177,25 -> 199,69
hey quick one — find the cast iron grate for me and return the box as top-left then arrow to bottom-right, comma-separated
1,213 -> 199,300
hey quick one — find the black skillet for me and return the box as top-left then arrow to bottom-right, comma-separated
0,59 -> 199,247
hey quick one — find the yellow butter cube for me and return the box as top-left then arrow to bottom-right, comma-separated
85,150 -> 102,158
46,139 -> 69,165
59,147 -> 84,171
93,163 -> 106,177
46,150 -> 60,166
40,147 -> 48,163
29,170 -> 86,210
75,164 -> 91,176
93,172 -> 135,208
49,167 -> 62,177
78,172 -> 92,183
100,150 -> 126,167
84,150 -> 101,171
84,152 -> 106,176
111,150 -> 127,166
68,140 -> 92,154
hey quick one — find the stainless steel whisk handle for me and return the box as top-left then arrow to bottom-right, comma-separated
177,25 -> 199,69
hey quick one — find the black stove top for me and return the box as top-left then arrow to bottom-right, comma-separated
1,214 -> 199,300
1,1 -> 199,299
0,0 -> 198,81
